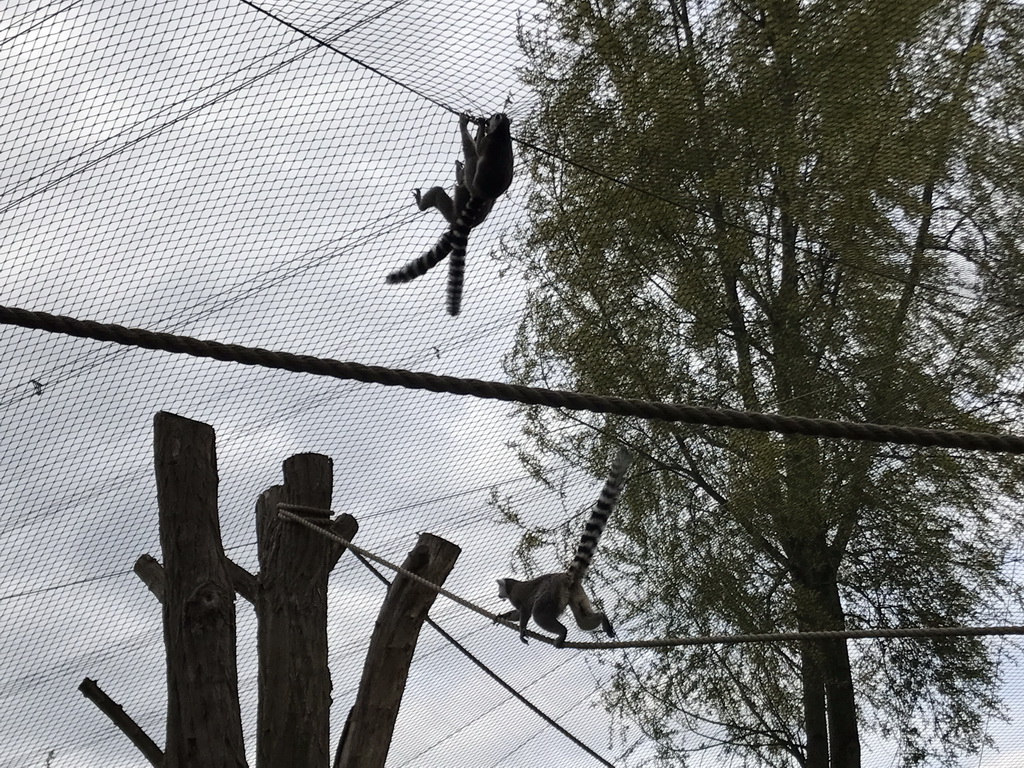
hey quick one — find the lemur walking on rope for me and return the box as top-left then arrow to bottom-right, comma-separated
496,447 -> 632,647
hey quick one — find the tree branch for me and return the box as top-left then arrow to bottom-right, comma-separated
78,678 -> 163,767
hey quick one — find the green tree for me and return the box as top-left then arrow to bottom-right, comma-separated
504,0 -> 1024,765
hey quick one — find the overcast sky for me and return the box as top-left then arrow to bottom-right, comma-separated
1,1 -> 1022,767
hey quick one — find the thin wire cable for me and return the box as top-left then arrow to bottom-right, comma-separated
0,0 -> 85,49
2,65 -> 300,213
484,692 -> 601,768
394,653 -> 582,768
351,550 -> 615,768
280,506 -> 1024,648
1,0 -> 383,211
0,538 -> 253,604
238,0 -> 455,114
0,568 -> 129,604
2,303 -> 1022,452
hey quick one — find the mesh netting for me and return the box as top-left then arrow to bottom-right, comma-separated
2,1 -> 1023,767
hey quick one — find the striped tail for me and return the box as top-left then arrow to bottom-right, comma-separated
568,447 -> 633,585
446,196 -> 491,316
445,217 -> 471,316
385,232 -> 453,284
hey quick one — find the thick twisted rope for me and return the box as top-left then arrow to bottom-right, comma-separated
280,506 -> 1024,649
3,304 -> 1022,452
276,506 -> 551,638
564,624 -> 1024,649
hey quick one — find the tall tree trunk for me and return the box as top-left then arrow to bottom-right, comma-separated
800,642 -> 829,768
822,580 -> 860,768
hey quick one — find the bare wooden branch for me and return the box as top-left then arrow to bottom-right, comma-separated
255,453 -> 358,768
154,411 -> 246,768
134,554 -> 165,601
78,678 -> 164,767
336,533 -> 461,768
134,553 -> 257,605
224,557 -> 258,603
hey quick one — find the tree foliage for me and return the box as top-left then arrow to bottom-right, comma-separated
505,0 -> 1024,765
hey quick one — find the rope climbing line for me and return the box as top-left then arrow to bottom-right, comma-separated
278,505 -> 1024,649
4,304 -> 1024,452
276,505 -> 553,640
348,548 -> 616,768
564,624 -> 1024,649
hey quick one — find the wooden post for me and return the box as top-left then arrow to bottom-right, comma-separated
154,411 -> 246,768
336,533 -> 461,768
255,454 -> 358,768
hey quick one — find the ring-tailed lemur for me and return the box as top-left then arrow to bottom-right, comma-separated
389,115 -> 481,283
386,113 -> 513,315
496,447 -> 633,647
411,114 -> 491,225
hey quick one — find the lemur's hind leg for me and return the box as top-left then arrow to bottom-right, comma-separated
413,186 -> 456,224
568,583 -> 615,637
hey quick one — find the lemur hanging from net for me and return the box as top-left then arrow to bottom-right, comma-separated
496,447 -> 633,647
386,113 -> 514,316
